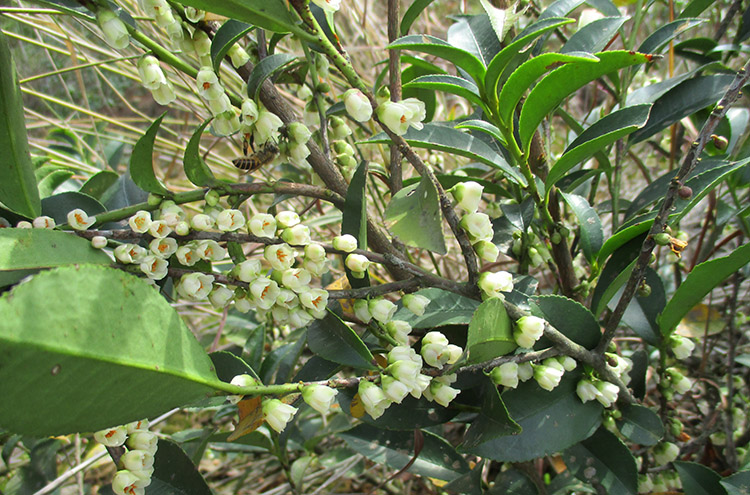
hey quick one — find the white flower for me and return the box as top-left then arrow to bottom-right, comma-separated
381,375 -> 410,404
402,293 -> 430,316
184,6 -> 204,22
213,109 -> 241,136
208,94 -> 232,116
262,398 -> 297,433
190,213 -> 214,231
16,221 -> 31,228
287,122 -> 312,144
228,44 -> 250,68
516,315 -> 545,341
332,234 -> 358,252
343,88 -> 372,122
32,216 -> 55,229
177,272 -> 214,300
209,285 -> 234,308
67,209 -> 95,230
312,0 -> 342,12
304,243 -> 327,262
517,362 -> 534,381
345,253 -> 370,275
358,381 -> 390,419
375,101 -> 410,135
139,255 -> 169,280
249,277 -> 280,310
459,212 -> 493,243
127,431 -> 158,455
369,298 -> 397,323
194,240 -> 226,261
149,237 -> 177,258
410,374 -> 432,399
653,442 -> 680,466
289,143 -> 311,166
196,66 -> 224,100
385,320 -> 411,345
129,210 -> 152,233
302,385 -> 338,414
533,364 -> 564,391
140,0 -> 169,17
445,344 -> 463,364
234,259 -> 262,282
387,346 -> 422,366
148,220 -> 171,238
513,330 -> 535,349
91,236 -> 108,249
97,9 -> 130,49
174,221 -> 189,236
429,381 -> 460,407
576,379 -> 599,403
234,296 -> 253,313
240,99 -> 259,126
669,370 -> 693,395
137,56 -> 166,90
298,288 -> 328,312
670,335 -> 695,360
387,359 -> 421,386
558,356 -> 577,372
288,306 -> 314,328
175,245 -> 198,266
94,425 -> 128,447
226,374 -> 257,404
281,224 -> 311,246
280,268 -> 311,292
216,209 -> 245,232
478,271 -> 514,299
490,362 -> 519,388
150,80 -> 176,105
474,240 -> 499,263
191,30 -> 212,57
114,244 -> 147,264
275,211 -> 300,229
276,288 -> 299,309
113,470 -> 144,495
248,213 -> 277,238
126,419 -> 149,433
264,243 -> 296,271
255,108 -> 283,144
594,380 -> 620,407
353,299 -> 372,323
121,450 -> 155,472
451,181 -> 484,213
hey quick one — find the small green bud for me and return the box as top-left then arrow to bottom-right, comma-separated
204,189 -> 220,206
712,134 -> 729,150
654,232 -> 671,246
315,82 -> 331,93
637,283 -> 652,298
551,232 -> 562,244
147,193 -> 162,206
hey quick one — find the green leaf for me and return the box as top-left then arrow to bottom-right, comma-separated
176,0 -> 300,35
41,191 -> 106,225
630,74 -> 735,143
183,120 -> 222,188
388,35 -> 486,84
547,104 -> 652,190
592,243 -> 639,317
497,51 -> 600,127
209,351 -> 260,383
403,75 -> 484,108
459,381 -> 521,451
246,53 -> 297,100
37,169 -> 74,199
447,14 -> 503,73
0,31 -> 40,218
484,17 -> 575,104
721,471 -> 750,495
337,390 -> 458,430
561,17 -> 628,54
260,337 -> 305,384
561,193 -> 603,265
384,175 -> 446,254
150,439 -> 212,495
564,427 -> 638,495
392,288 -> 479,328
306,312 -> 375,370
0,265 -> 220,436
614,268 -> 665,345
79,171 -> 119,200
466,299 -> 516,364
466,373 -> 602,462
597,213 -> 653,264
675,461 -> 726,495
679,0 -> 714,18
340,424 -> 469,481
400,0 -> 437,35
616,404 -> 664,446
659,242 -> 750,335
638,18 -> 705,54
519,50 -> 649,154
454,119 -> 506,145
211,20 -> 254,72
364,124 -> 525,185
129,112 -> 171,196
0,229 -> 110,271
531,295 -> 601,349
342,160 -> 369,288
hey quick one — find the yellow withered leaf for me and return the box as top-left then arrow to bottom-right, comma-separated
227,396 -> 263,441
349,392 -> 365,418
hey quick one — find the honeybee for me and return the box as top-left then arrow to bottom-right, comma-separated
232,137 -> 279,173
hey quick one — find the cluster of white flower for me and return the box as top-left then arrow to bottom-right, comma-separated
490,355 -> 576,392
140,0 -> 186,46
376,98 -> 426,136
94,419 -> 158,495
137,55 -> 176,105
195,66 -> 242,136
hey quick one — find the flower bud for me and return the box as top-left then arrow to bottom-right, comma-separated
385,320 -> 412,345
302,385 -> 338,414
474,240 -> 499,263
401,293 -> 429,317
287,122 -> 312,144
333,234 -> 358,252
94,425 -> 128,447
345,253 -> 371,275
451,181 -> 484,213
653,442 -> 679,466
228,43 -> 250,68
304,243 -> 327,262
478,271 -> 514,299
329,116 -> 352,139
254,108 -> 283,144
358,381 -> 390,419
97,9 -> 130,49
459,212 -> 494,243
342,88 -> 372,122
262,398 -> 297,433
517,362 -> 534,381
490,362 -> 519,388
369,298 -> 397,323
281,224 -> 311,246
275,211 -> 300,229
354,298 -> 372,323
121,449 -> 155,472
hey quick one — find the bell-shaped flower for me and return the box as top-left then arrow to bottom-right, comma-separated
150,79 -> 176,105
228,44 -> 250,68
94,425 -> 128,447
358,381 -> 390,419
288,306 -> 314,328
275,211 -> 300,229
312,0 -> 342,12
410,373 -> 432,399
209,285 -> 234,308
249,277 -> 280,310
298,288 -> 328,313
275,288 -> 299,309
208,94 -> 232,116
353,298 -> 372,323
127,431 -> 158,455
129,210 -> 152,233
281,224 -> 311,246
388,346 -> 422,366
666,368 -> 693,394
195,240 -> 227,261
97,9 -> 130,49
233,259 -> 262,283
490,362 -> 519,388
670,335 -> 695,360
558,356 -> 577,372
287,122 -> 312,145
148,220 -> 171,238
138,56 -> 166,90
402,293 -> 430,316
248,213 -> 277,238
576,379 -> 599,403
594,380 -> 619,407
428,380 -> 460,407
112,470 -> 144,495
126,419 -> 149,433
289,142 -> 311,166
216,209 -> 245,232
140,0 -> 169,17
517,362 -> 534,381
67,209 -> 95,230
376,98 -> 425,136
478,271 -> 514,299
184,6 -> 204,22
175,245 -> 198,266
343,88 -> 372,122
139,255 -> 169,280
304,243 -> 327,262
191,30 -> 211,58
451,181 -> 484,213
459,212 -> 493,243
177,272 -> 214,300
32,216 -> 56,229
329,116 -> 352,139
653,442 -> 680,466
196,66 -> 224,100
121,450 -> 155,472
514,315 -> 545,348
213,109 -> 241,137
474,240 -> 499,263
386,359 -> 421,387
114,244 -> 147,264
369,298 -> 397,323
241,99 -> 259,126
190,213 -> 213,231
302,385 -> 338,414
533,363 -> 564,391
332,234 -> 358,252
345,253 -> 370,276
381,375 -> 410,404
158,202 -> 184,227
385,320 -> 412,345
264,243 -> 296,271
149,237 -> 177,259
254,108 -> 283,144
262,398 -> 297,433
280,268 -> 311,292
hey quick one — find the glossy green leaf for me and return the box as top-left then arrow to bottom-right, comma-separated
384,175 -> 446,254
619,268 -> 666,345
392,288 -> 479,328
466,299 -> 516,364
41,191 -> 106,225
592,241 -> 639,317
446,15 -> 502,75
342,160 -> 370,288
176,0 -> 299,35
388,35 -> 486,84
561,193 -> 603,265
0,229 -> 110,271
400,0 -> 437,35
37,169 -> 73,199
520,51 -> 648,153
260,337 -> 304,385
484,17 -> 574,103
459,381 -> 521,451
630,74 -> 735,143
531,295 -> 601,350
466,373 -> 602,462
538,0 -> 586,20
721,471 -> 750,495
498,51 -> 600,127
675,461 -> 725,495
679,0 -> 714,18
0,265 -> 220,436
659,242 -> 750,335
246,53 -> 297,100
338,390 -> 458,430
564,427 -> 638,495
150,440 -> 212,495
183,119 -> 222,188
547,104 -> 651,190
561,17 -> 627,54
597,214 -> 653,265
364,124 -> 525,185
129,112 -> 171,196
443,461 -> 485,495
306,312 -> 375,370
340,424 -> 469,481
638,18 -> 705,54
616,404 -> 664,446
99,173 -> 149,213
454,119 -> 505,145
0,31 -> 40,218
403,75 -> 484,108
209,351 -> 260,383
211,20 -> 254,72
79,171 -> 119,200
